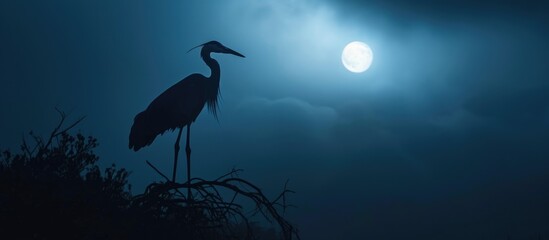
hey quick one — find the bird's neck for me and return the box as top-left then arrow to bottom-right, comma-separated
201,50 -> 221,119
201,51 -> 220,82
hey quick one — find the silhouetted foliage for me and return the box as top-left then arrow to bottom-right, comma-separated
0,111 -> 298,239
0,112 -> 132,239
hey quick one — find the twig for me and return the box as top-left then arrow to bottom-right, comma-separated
146,160 -> 170,182
42,108 -> 86,151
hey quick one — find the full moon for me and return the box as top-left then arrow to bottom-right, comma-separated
342,41 -> 373,73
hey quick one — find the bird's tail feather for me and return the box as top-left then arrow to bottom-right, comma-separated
129,111 -> 159,151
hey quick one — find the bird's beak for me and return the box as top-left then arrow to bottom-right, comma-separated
224,47 -> 245,58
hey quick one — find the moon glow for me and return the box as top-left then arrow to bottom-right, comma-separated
342,41 -> 373,73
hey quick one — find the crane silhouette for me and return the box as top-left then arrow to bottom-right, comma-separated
129,41 -> 245,197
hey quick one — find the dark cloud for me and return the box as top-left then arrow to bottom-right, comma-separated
333,0 -> 549,22
464,86 -> 549,122
235,97 -> 337,138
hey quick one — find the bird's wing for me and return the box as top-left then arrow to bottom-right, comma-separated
129,74 -> 208,151
149,73 -> 209,125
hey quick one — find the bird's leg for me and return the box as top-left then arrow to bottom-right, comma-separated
172,127 -> 183,182
186,124 -> 192,200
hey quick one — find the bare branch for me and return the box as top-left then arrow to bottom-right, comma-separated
146,160 -> 170,182
132,170 -> 300,240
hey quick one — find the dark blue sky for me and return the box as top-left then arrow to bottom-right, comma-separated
1,1 -> 549,239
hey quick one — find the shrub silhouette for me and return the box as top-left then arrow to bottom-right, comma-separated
0,112 -> 298,239
0,124 -> 132,238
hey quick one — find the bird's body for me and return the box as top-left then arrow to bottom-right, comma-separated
129,73 -> 213,151
129,41 -> 244,185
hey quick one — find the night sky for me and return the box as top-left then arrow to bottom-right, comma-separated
1,0 -> 549,239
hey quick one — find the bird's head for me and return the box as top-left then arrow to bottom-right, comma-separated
188,41 -> 245,58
